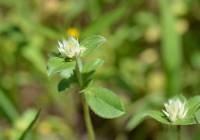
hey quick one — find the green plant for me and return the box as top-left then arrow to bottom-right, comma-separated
127,95 -> 200,140
47,35 -> 125,140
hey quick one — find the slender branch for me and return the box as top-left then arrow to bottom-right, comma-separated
75,57 -> 96,140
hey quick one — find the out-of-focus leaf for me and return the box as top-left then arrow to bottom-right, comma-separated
10,109 -> 41,140
22,37 -> 46,74
0,90 -> 19,123
82,58 -> 104,73
108,25 -> 131,48
18,109 -> 41,140
0,0 -> 13,5
82,6 -> 126,36
47,57 -> 76,77
191,52 -> 200,70
37,25 -> 59,39
119,58 -> 147,94
84,85 -> 125,119
61,0 -> 85,20
87,0 -> 100,20
159,0 -> 182,97
38,116 -> 78,140
81,35 -> 106,56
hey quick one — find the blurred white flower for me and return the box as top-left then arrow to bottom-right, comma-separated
58,37 -> 86,58
163,98 -> 188,122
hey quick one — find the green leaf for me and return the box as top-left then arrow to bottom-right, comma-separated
127,96 -> 200,130
159,0 -> 182,97
87,0 -> 100,20
10,109 -> 41,140
82,71 -> 95,89
84,85 -> 125,119
58,79 -> 71,92
22,42 -> 46,74
187,96 -> 200,117
82,6 -> 126,36
0,90 -> 19,123
58,76 -> 76,92
82,58 -> 104,73
81,35 -> 106,56
18,109 -> 41,140
81,58 -> 104,89
47,57 -> 76,77
195,109 -> 200,123
127,110 -> 170,130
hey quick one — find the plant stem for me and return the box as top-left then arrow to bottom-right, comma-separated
75,57 -> 96,140
82,94 -> 96,140
177,125 -> 181,140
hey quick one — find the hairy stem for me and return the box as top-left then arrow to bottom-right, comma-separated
75,57 -> 96,140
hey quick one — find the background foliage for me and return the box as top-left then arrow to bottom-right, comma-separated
0,0 -> 200,139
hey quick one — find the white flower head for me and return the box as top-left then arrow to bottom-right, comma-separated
162,98 -> 188,122
57,37 -> 86,58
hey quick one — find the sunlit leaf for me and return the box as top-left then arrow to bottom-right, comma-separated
47,57 -> 76,77
81,35 -> 106,56
84,85 -> 125,119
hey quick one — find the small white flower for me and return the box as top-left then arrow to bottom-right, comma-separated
162,98 -> 188,122
57,37 -> 86,58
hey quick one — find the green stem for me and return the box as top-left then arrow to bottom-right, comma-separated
75,57 -> 96,140
177,125 -> 181,140
82,94 -> 96,140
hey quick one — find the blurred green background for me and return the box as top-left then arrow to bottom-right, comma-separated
0,0 -> 200,139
